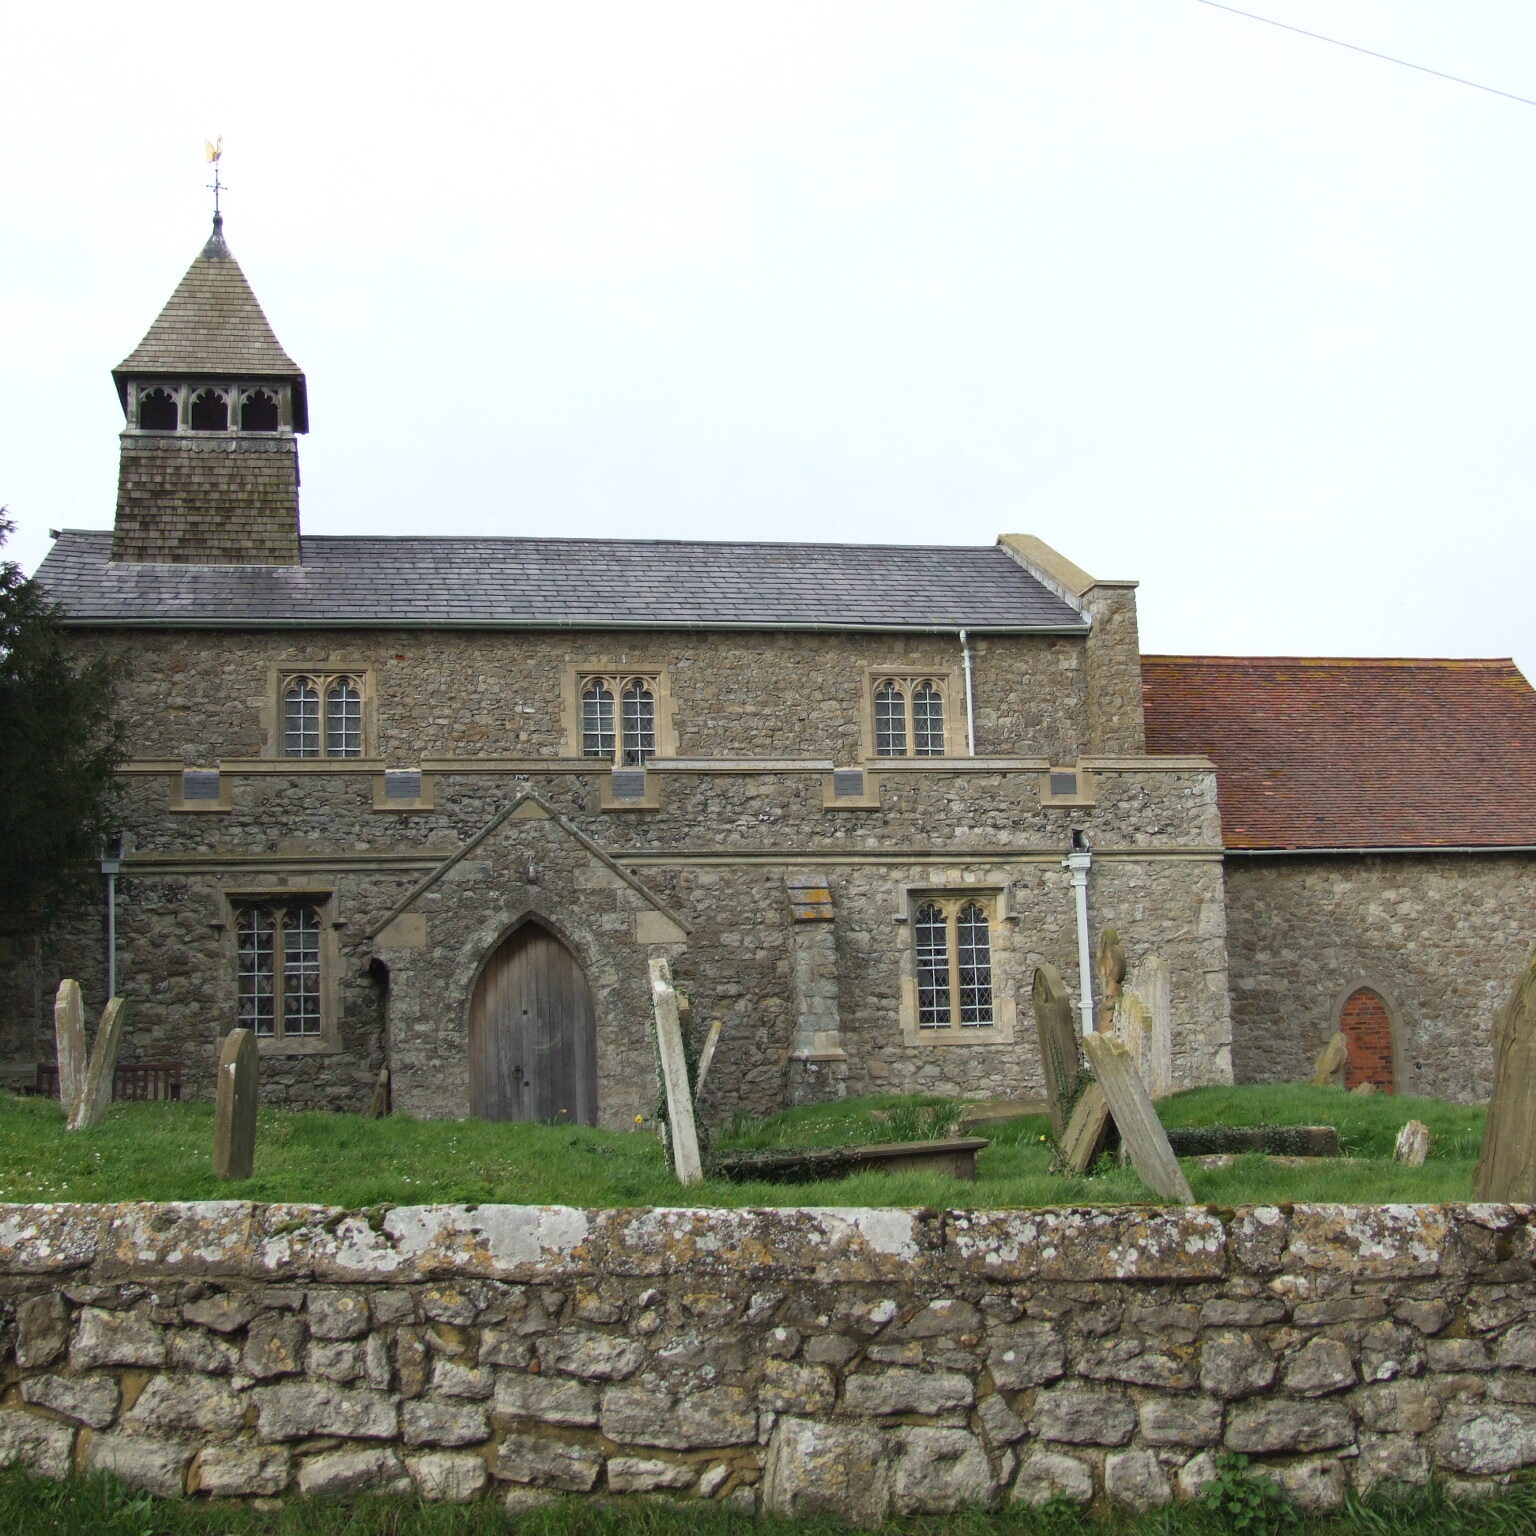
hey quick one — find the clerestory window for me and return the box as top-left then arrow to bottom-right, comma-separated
913,896 -> 994,1029
236,901 -> 323,1038
581,675 -> 657,766
282,673 -> 365,758
873,677 -> 947,757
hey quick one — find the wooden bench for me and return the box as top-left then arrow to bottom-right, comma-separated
33,1061 -> 183,1102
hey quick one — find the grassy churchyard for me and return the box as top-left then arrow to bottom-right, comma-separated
0,1083 -> 1486,1208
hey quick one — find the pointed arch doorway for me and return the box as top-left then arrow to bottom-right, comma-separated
469,923 -> 598,1123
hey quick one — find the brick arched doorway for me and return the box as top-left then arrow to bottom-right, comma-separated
1340,987 -> 1395,1094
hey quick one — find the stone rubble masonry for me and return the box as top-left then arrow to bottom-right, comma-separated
1,1200 -> 1534,1518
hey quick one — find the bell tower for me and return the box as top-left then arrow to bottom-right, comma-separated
110,214 -> 308,564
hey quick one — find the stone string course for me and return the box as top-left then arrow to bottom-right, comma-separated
1,1202 -> 1534,1519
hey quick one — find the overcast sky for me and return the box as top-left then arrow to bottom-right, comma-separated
4,2 -> 1535,668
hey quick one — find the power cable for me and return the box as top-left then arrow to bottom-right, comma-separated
1191,0 -> 1536,110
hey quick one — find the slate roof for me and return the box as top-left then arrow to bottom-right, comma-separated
112,217 -> 306,419
36,531 -> 1087,632
1143,656 -> 1536,850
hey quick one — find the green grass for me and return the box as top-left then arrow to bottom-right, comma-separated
2,1470 -> 1535,1536
0,1084 -> 1482,1209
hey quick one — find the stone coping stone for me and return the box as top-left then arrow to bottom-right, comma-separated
0,1202 -> 1530,1286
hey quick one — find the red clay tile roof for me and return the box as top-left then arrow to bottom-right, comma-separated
1142,656 -> 1536,850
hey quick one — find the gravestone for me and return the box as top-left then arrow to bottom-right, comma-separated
648,958 -> 704,1185
1082,1033 -> 1194,1203
1475,951 -> 1536,1202
68,998 -> 125,1132
694,1020 -> 724,1097
1095,928 -> 1126,1032
213,1029 -> 258,1180
368,1067 -> 390,1119
1393,1120 -> 1431,1167
1309,1033 -> 1347,1087
1057,1083 -> 1112,1174
1120,954 -> 1173,1099
53,981 -> 87,1116
1032,965 -> 1082,1138
1350,1081 -> 1379,1097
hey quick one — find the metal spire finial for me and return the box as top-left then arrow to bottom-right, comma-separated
204,136 -> 225,225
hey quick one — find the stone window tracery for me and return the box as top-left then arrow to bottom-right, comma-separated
236,902 -> 322,1038
282,673 -> 366,758
581,675 -> 657,765
873,677 -> 947,757
913,896 -> 994,1029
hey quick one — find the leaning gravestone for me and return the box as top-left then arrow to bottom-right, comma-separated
1095,928 -> 1126,1033
1120,954 -> 1173,1100
213,1029 -> 258,1181
1082,1033 -> 1194,1203
1394,1120 -> 1431,1167
1057,1082 -> 1112,1174
1475,951 -> 1536,1202
648,957 -> 704,1185
68,998 -> 125,1132
1032,964 -> 1083,1138
53,980 -> 88,1116
1309,1032 -> 1347,1087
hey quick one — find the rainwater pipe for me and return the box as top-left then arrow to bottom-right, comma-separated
958,629 -> 976,757
100,833 -> 124,999
1063,830 -> 1094,1035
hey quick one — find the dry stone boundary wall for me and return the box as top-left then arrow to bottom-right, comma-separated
1,1201 -> 1534,1519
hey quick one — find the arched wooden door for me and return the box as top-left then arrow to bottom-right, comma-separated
469,924 -> 598,1123
1340,987 -> 1395,1094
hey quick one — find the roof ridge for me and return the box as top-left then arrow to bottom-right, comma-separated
1143,655 -> 1518,668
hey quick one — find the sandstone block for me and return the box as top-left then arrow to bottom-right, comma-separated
1078,1337 -> 1196,1389
1226,1399 -> 1354,1454
307,1289 -> 370,1340
192,1446 -> 291,1497
480,1329 -> 533,1369
1035,1386 -> 1136,1446
600,1381 -> 756,1449
1273,1457 -> 1347,1512
21,1373 -> 119,1428
898,1298 -> 982,1339
1284,1338 -> 1357,1396
986,1323 -> 1065,1389
843,1368 -> 972,1417
123,1372 -> 244,1436
1201,1298 -> 1287,1327
15,1293 -> 70,1369
167,1328 -> 238,1375
1138,1395 -> 1223,1446
762,1417 -> 891,1524
0,1410 -> 75,1479
606,1456 -> 696,1492
1104,1449 -> 1171,1510
1426,1339 -> 1491,1373
1395,1300 -> 1451,1336
760,1359 -> 835,1415
1355,1432 -> 1430,1492
804,1333 -> 858,1364
494,1431 -> 602,1491
1354,1380 -> 1440,1434
1175,1451 -> 1218,1500
84,1432 -> 191,1496
891,1427 -> 996,1513
297,1446 -> 408,1497
408,1451 -> 488,1501
402,1399 -> 488,1447
421,1283 -> 484,1326
253,1382 -> 397,1440
494,1371 -> 598,1426
1496,1322 -> 1536,1369
182,1295 -> 255,1334
1201,1331 -> 1276,1398
1012,1450 -> 1093,1506
429,1359 -> 494,1399
243,1315 -> 305,1378
1435,1404 -> 1536,1475
71,1308 -> 164,1370
976,1393 -> 1029,1445
539,1329 -> 645,1381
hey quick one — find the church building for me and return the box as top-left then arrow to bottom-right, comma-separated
4,217 -> 1530,1119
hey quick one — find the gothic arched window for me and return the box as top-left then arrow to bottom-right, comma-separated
579,674 -> 658,766
873,677 -> 947,757
237,901 -> 323,1038
324,676 -> 363,757
189,388 -> 229,432
281,672 -> 368,758
913,894 -> 995,1030
137,387 -> 178,432
240,389 -> 279,432
282,676 -> 320,757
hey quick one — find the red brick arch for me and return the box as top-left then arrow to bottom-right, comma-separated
1340,987 -> 1395,1094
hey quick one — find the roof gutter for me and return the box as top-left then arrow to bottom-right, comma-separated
1225,844 -> 1536,857
53,616 -> 1090,636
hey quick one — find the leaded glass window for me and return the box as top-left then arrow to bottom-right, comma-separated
236,902 -> 323,1039
579,675 -> 659,766
872,677 -> 947,757
911,895 -> 995,1030
282,673 -> 366,758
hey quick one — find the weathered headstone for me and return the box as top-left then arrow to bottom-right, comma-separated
648,957 -> 703,1185
368,1067 -> 390,1119
1309,1032 -> 1347,1087
1095,928 -> 1126,1032
1350,1081 -> 1379,1097
67,998 -> 125,1132
1393,1120 -> 1431,1167
1082,1033 -> 1195,1203
1057,1083 -> 1112,1174
1120,954 -> 1173,1099
1032,965 -> 1083,1138
1475,951 -> 1536,1202
694,1019 -> 724,1097
53,980 -> 87,1116
213,1029 -> 259,1181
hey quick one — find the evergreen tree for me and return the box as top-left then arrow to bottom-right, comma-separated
0,516 -> 125,935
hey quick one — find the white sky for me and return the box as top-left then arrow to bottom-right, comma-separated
3,2 -> 1535,669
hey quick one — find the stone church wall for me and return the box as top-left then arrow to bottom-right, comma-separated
1,1201 -> 1533,1515
1224,852 -> 1536,1102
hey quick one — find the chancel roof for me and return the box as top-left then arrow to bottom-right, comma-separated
1143,655 -> 1536,850
37,531 -> 1088,632
113,216 -> 302,390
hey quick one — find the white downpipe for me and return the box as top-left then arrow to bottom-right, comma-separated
958,628 -> 976,756
1064,842 -> 1095,1035
101,835 -> 123,1000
